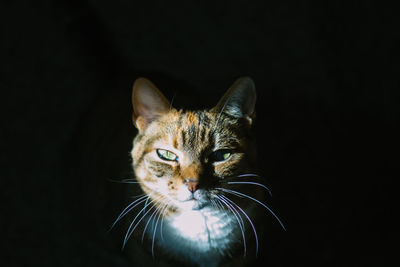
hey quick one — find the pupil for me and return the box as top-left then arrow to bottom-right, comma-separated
213,150 -> 230,161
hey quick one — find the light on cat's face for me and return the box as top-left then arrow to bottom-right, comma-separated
131,77 -> 256,214
139,132 -> 235,211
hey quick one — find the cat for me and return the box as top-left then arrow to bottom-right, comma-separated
115,77 -> 284,267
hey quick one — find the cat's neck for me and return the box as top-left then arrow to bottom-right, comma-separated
147,207 -> 240,266
168,208 -> 234,246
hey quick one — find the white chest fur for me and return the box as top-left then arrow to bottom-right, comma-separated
152,207 -> 239,265
169,209 -> 233,250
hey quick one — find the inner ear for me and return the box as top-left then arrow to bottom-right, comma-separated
212,77 -> 256,123
132,78 -> 172,131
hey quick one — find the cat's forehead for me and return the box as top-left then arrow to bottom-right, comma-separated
160,110 -> 214,149
147,109 -> 239,152
157,110 -> 213,132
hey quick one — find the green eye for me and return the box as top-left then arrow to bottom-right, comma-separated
211,149 -> 232,162
156,149 -> 178,161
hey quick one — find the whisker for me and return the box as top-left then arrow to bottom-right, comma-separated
108,178 -> 140,184
219,194 -> 259,256
130,193 -> 146,199
143,194 -> 151,213
123,195 -> 163,249
123,197 -> 150,249
160,202 -> 172,242
235,174 -> 262,178
210,199 -> 223,211
226,181 -> 272,196
215,195 -> 245,231
109,195 -> 147,232
223,173 -> 273,195
142,201 -> 164,242
214,195 -> 245,231
217,188 -> 286,231
217,188 -> 244,198
152,201 -> 170,258
214,195 -> 247,257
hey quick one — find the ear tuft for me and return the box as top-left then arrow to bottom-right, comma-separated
212,77 -> 257,124
132,78 -> 171,131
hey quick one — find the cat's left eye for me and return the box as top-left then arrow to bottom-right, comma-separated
156,149 -> 178,161
211,149 -> 232,162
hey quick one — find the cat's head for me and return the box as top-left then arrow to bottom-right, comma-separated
131,77 -> 257,213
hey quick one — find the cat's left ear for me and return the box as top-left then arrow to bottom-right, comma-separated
131,78 -> 171,131
212,77 -> 256,125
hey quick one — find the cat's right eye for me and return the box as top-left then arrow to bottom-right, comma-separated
156,149 -> 178,161
211,149 -> 232,162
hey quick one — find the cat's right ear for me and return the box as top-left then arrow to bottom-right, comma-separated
132,78 -> 171,131
212,77 -> 257,125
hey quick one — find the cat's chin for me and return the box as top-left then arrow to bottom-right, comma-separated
178,199 -> 208,211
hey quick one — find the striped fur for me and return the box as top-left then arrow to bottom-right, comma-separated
128,77 -> 268,267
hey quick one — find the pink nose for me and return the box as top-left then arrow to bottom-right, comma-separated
183,179 -> 199,193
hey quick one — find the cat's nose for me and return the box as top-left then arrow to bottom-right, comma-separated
183,179 -> 199,193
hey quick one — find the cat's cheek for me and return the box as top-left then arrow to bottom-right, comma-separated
134,166 -> 160,190
214,154 -> 244,177
214,164 -> 234,177
175,186 -> 192,202
157,181 -> 173,197
134,166 -> 147,180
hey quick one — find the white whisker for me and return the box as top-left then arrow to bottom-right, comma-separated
123,195 -> 163,249
108,178 -> 141,184
219,194 -> 259,256
109,195 -> 147,231
152,201 -> 170,258
159,202 -> 171,242
227,181 -> 272,196
211,199 -> 223,211
215,195 -> 245,232
214,195 -> 247,256
236,174 -> 262,178
217,188 -> 286,231
142,201 -> 164,242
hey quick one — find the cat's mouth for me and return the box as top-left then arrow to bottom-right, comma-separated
174,189 -> 211,210
187,195 -> 197,201
181,197 -> 207,210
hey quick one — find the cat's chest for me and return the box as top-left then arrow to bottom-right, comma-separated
171,209 -> 231,242
160,208 -> 237,253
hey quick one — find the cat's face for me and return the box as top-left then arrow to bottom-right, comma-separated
131,77 -> 257,215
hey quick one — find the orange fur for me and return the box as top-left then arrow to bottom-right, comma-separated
125,77 -> 276,267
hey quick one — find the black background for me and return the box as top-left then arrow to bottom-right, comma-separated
2,1 -> 397,266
